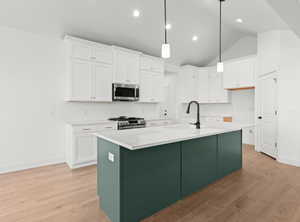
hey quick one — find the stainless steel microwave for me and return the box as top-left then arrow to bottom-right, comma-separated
112,83 -> 139,101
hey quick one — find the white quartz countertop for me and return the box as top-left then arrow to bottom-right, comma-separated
94,124 -> 242,150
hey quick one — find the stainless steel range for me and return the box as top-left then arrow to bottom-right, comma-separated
108,116 -> 146,130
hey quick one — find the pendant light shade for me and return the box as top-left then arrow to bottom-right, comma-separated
217,0 -> 225,73
162,43 -> 171,59
161,0 -> 170,59
217,62 -> 224,73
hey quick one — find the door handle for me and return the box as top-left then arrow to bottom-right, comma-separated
258,116 -> 262,119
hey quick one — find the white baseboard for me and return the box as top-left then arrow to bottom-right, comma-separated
0,156 -> 65,174
277,156 -> 300,167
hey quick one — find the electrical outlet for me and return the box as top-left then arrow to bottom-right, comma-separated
108,152 -> 114,162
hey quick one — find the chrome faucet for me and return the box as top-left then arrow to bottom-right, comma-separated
186,101 -> 201,129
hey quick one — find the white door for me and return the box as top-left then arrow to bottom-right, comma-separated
70,59 -> 92,101
74,134 -> 97,165
258,73 -> 278,158
93,63 -> 113,102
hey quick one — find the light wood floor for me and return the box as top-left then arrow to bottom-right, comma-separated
1,145 -> 300,222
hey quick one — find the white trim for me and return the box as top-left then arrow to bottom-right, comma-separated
277,156 -> 300,167
68,160 -> 97,169
0,156 -> 65,174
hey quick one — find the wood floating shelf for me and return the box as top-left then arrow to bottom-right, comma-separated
223,117 -> 233,123
227,86 -> 255,91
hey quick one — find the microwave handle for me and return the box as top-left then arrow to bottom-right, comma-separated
135,88 -> 139,98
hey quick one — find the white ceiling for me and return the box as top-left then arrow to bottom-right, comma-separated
267,0 -> 300,37
0,0 -> 288,66
201,0 -> 288,34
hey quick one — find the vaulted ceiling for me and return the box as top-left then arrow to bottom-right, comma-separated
0,0 -> 288,66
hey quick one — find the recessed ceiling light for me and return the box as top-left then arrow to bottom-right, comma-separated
236,18 -> 243,23
166,23 -> 172,30
192,35 -> 198,41
133,9 -> 140,18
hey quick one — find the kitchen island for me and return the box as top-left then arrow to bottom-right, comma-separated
95,124 -> 242,222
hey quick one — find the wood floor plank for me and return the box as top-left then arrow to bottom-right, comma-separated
1,146 -> 300,222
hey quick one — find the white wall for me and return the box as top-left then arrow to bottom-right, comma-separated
0,26 -> 162,173
257,30 -> 300,166
277,30 -> 300,166
208,36 -> 257,65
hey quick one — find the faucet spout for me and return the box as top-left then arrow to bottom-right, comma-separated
186,101 -> 201,129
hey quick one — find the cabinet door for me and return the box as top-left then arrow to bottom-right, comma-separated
217,73 -> 229,103
93,63 -> 113,102
209,70 -> 229,103
152,73 -> 164,102
70,42 -> 92,60
218,131 -> 242,178
114,50 -> 127,83
208,71 -> 219,103
151,59 -> 164,73
114,49 -> 140,84
178,67 -> 198,102
181,136 -> 217,197
238,58 -> 255,88
223,62 -> 238,89
92,45 -> 113,64
198,69 -> 209,103
139,71 -> 153,102
125,53 -> 140,84
140,56 -> 152,71
74,134 -> 97,165
70,59 -> 92,101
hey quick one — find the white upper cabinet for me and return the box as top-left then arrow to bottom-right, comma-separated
178,66 -> 229,104
223,56 -> 256,89
93,63 -> 113,102
65,36 -> 113,102
209,68 -> 228,103
178,66 -> 199,103
69,42 -> 92,60
91,45 -> 113,64
141,55 -> 164,74
139,71 -> 163,103
69,59 -> 92,101
197,69 -> 210,103
113,47 -> 141,84
139,55 -> 164,103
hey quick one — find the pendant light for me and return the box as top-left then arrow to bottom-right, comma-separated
217,0 -> 225,73
161,0 -> 170,59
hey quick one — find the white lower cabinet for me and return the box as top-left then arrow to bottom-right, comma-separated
73,134 -> 97,165
65,123 -> 115,169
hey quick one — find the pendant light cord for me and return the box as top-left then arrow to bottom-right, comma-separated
219,0 -> 222,63
164,0 -> 167,44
